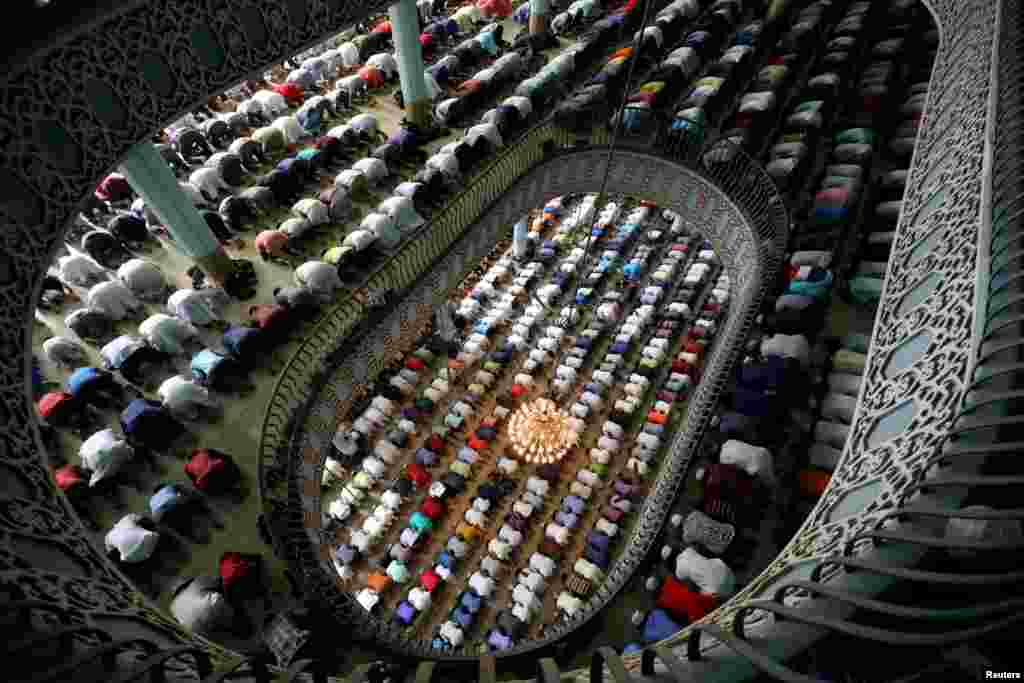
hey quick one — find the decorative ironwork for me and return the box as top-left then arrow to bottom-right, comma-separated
262,126 -> 782,662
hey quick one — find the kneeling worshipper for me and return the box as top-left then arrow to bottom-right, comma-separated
87,280 -> 144,321
101,334 -> 169,386
190,348 -> 250,392
139,313 -> 200,356
168,288 -> 230,328
170,575 -> 238,638
79,427 -> 135,488
117,259 -> 169,302
185,448 -> 241,494
149,481 -> 208,533
219,551 -> 269,607
295,261 -> 344,301
43,336 -> 89,369
158,374 -> 220,422
105,513 -> 160,563
255,229 -> 296,262
121,399 -> 186,451
66,366 -> 122,409
58,251 -> 107,287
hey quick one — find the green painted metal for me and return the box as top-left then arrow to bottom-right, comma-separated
138,52 -> 176,98
36,120 -> 81,172
190,25 -> 226,69
85,78 -> 127,128
118,143 -> 221,260
389,0 -> 428,113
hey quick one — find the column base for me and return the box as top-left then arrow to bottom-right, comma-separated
404,97 -> 432,129
194,247 -> 235,288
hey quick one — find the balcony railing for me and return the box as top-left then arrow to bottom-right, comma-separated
257,121 -> 786,667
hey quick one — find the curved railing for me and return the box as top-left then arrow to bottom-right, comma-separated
0,599 -> 339,683
258,120 -> 787,668
0,0 -> 1018,680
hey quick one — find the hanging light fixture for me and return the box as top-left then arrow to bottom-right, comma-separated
507,397 -> 578,464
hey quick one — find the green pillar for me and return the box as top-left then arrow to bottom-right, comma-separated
390,0 -> 431,127
119,143 -> 234,284
530,0 -> 551,35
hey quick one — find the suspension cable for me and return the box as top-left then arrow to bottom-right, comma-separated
531,0 -> 660,326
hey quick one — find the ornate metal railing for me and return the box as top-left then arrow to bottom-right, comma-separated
0,0 -> 1017,680
257,116 -> 786,667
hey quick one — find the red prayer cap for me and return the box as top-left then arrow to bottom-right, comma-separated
358,66 -> 385,88
420,569 -> 441,592
407,463 -> 431,487
510,384 -> 528,398
272,82 -> 304,103
219,551 -> 257,591
656,575 -> 719,622
405,358 -> 426,371
185,449 -> 227,491
799,468 -> 831,498
648,411 -> 668,425
427,434 -> 445,452
37,391 -> 73,418
54,464 -> 85,491
421,497 -> 445,520
468,437 -> 488,452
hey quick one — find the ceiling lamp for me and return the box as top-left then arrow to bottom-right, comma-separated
507,398 -> 578,465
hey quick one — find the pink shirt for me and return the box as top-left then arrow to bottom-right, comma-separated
256,230 -> 289,256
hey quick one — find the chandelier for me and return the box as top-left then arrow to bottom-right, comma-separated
507,398 -> 578,464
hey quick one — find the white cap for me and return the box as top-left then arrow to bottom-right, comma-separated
660,545 -> 673,560
645,576 -> 660,592
631,610 -> 646,626
670,513 -> 684,527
